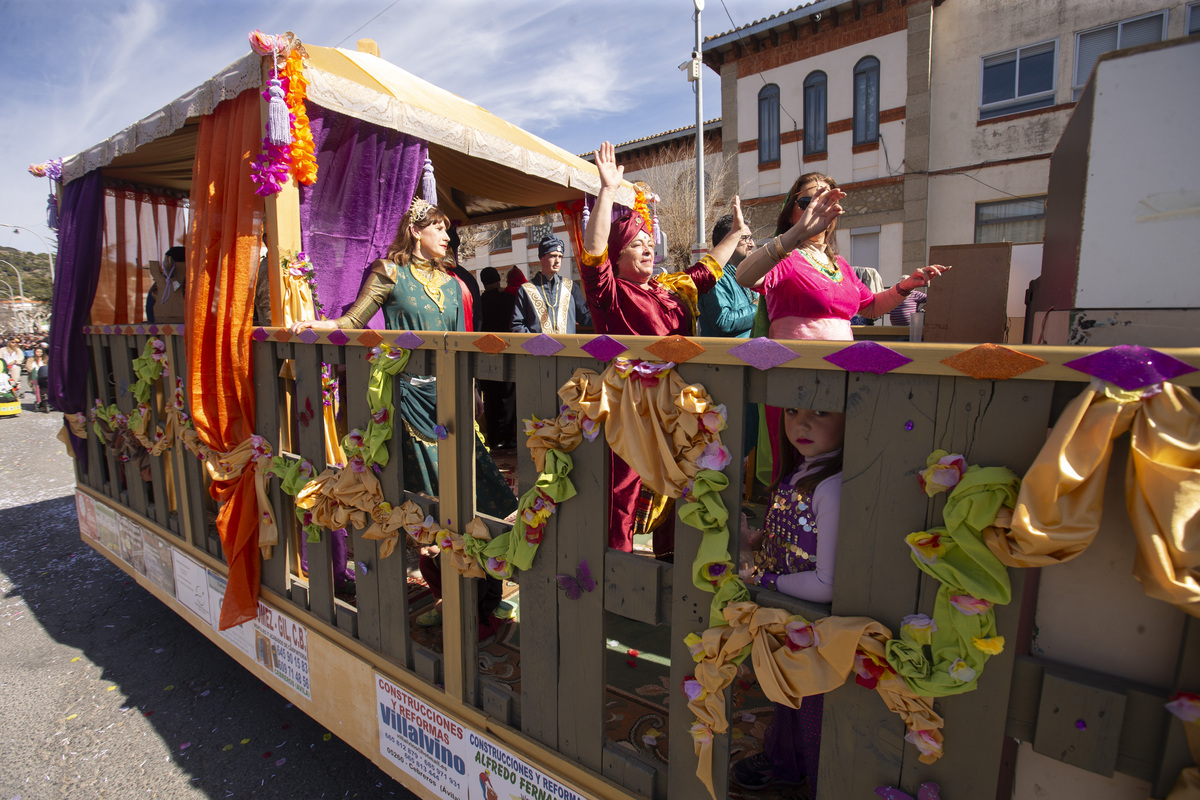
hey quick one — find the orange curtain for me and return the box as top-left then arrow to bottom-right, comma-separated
185,89 -> 264,630
91,187 -> 188,324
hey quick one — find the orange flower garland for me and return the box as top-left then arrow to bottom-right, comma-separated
282,50 -> 317,186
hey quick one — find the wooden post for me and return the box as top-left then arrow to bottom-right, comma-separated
436,343 -> 466,702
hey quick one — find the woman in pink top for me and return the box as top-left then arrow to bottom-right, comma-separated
737,172 -> 949,341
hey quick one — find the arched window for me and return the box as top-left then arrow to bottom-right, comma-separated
757,84 -> 780,164
853,56 -> 880,145
803,71 -> 827,155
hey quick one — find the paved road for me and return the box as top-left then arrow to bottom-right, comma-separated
0,397 -> 418,800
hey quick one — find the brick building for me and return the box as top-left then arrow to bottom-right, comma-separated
702,0 -> 1199,286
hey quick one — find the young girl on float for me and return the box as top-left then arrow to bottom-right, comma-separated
734,406 -> 845,793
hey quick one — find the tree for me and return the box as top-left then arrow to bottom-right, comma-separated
0,247 -> 53,303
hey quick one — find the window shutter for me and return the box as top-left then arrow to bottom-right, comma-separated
1075,27 -> 1117,88
1119,13 -> 1165,48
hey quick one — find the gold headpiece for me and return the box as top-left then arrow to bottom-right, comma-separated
407,198 -> 434,226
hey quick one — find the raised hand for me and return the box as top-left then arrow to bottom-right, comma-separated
791,185 -> 845,242
594,141 -> 624,193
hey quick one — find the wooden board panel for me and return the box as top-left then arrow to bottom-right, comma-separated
1155,616 -> 1200,797
667,361 -> 743,800
763,365 -> 846,413
135,333 -> 171,528
514,353 -> 562,749
375,351 -> 413,670
900,377 -> 1054,796
554,356 -> 606,772
254,340 -> 290,595
341,347 -> 380,651
451,351 -> 481,707
604,550 -> 666,626
294,343 -> 333,623
110,336 -> 150,517
83,334 -> 107,493
90,336 -> 121,501
820,371 -> 939,798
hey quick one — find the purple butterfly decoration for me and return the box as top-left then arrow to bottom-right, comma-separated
875,783 -> 940,800
555,559 -> 596,600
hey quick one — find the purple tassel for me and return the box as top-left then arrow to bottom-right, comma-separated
581,201 -> 591,231
421,156 -> 437,204
46,193 -> 59,230
266,78 -> 292,146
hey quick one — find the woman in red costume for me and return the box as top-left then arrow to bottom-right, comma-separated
578,142 -> 760,558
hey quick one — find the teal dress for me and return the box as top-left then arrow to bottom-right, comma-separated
338,258 -> 517,519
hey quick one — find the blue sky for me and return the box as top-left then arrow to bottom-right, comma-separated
0,0 -> 792,256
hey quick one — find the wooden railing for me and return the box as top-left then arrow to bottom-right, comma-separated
75,327 -> 1200,800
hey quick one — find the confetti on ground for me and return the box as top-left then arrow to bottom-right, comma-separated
143,711 -> 154,717
625,659 -> 637,669
322,733 -> 331,741
742,712 -> 756,722
70,656 -> 81,662
180,742 -> 191,750
241,738 -> 251,745
164,685 -> 174,691
200,690 -> 210,697
285,703 -> 293,709
275,758 -> 286,767
66,714 -> 77,721
106,686 -> 117,691
627,649 -> 639,657
223,744 -> 234,752
155,648 -> 164,653
262,751 -> 272,759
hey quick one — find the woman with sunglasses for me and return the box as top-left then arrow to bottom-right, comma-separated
737,172 -> 949,341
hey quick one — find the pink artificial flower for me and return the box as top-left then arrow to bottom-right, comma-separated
918,451 -> 967,497
688,723 -> 712,745
349,456 -> 366,473
1166,692 -> 1200,724
784,618 -> 820,651
696,441 -> 732,471
371,407 -> 389,424
949,595 -> 993,615
905,531 -> 947,565
699,404 -> 728,434
904,729 -> 942,759
580,416 -> 600,442
900,614 -> 937,646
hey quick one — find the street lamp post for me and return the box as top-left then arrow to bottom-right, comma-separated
0,278 -> 23,333
0,224 -> 55,284
0,263 -> 26,333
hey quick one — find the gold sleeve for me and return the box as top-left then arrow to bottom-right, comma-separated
332,260 -> 396,328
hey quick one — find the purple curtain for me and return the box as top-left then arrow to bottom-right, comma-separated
299,102 -> 427,327
49,170 -> 105,463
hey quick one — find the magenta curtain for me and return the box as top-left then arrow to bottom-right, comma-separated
49,170 -> 105,463
298,103 -> 427,327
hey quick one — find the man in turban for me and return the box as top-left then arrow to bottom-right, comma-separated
512,234 -> 592,334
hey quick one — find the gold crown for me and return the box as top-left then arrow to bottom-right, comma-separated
407,197 -> 434,226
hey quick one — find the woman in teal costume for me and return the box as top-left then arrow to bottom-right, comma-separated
292,199 -> 516,519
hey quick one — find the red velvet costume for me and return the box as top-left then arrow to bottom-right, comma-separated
579,213 -> 720,557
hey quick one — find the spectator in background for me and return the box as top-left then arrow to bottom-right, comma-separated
889,277 -> 927,326
697,215 -> 757,338
512,235 -> 591,335
478,267 -> 517,449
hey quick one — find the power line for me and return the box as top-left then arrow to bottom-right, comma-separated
335,0 -> 403,48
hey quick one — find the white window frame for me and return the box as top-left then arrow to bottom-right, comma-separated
1187,2 -> 1200,36
1073,10 -> 1167,99
978,40 -> 1058,121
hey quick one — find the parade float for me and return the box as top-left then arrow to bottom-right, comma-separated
44,30 -> 1199,800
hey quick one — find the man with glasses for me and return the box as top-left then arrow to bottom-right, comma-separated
698,215 -> 758,338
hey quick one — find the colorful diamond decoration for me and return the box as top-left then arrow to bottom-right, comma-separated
473,334 -> 509,355
581,334 -> 627,362
272,328 -> 292,342
147,325 -> 159,334
522,334 -> 564,357
394,332 -> 424,350
135,325 -> 146,335
161,324 -> 175,336
941,344 -> 1047,380
824,341 -> 913,374
326,330 -> 350,346
252,327 -> 270,342
297,329 -> 320,345
356,330 -> 383,348
646,335 -> 705,364
729,337 -> 798,371
102,326 -> 112,335
1063,345 -> 1197,390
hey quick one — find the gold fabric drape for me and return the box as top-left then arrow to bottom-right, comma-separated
991,383 -> 1200,617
